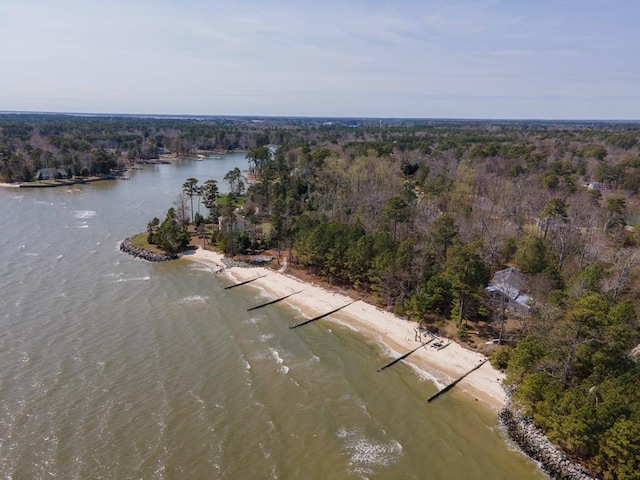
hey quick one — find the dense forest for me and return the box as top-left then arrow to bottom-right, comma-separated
3,113 -> 640,479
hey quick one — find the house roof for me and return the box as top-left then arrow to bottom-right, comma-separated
37,167 -> 67,176
486,267 -> 532,311
491,268 -> 527,293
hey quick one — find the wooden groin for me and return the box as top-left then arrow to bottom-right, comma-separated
289,301 -> 356,329
377,338 -> 435,372
247,290 -> 303,312
224,275 -> 267,290
427,359 -> 488,403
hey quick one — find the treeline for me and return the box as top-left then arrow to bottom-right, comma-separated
0,114 -> 304,182
145,171 -> 249,256
135,117 -> 639,478
236,125 -> 640,479
505,291 -> 640,480
4,114 -> 640,477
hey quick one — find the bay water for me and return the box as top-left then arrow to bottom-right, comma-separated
0,154 -> 545,479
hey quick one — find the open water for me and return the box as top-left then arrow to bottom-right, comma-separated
0,153 -> 546,479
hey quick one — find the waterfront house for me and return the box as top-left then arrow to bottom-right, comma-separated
486,267 -> 532,313
36,168 -> 68,180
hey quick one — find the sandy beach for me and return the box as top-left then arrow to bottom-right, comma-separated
181,247 -> 507,410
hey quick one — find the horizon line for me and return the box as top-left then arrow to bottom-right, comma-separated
1,109 -> 639,124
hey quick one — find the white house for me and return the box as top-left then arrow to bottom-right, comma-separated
587,182 -> 606,191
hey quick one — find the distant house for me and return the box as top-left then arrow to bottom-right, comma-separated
486,267 -> 532,313
587,182 -> 605,191
36,168 -> 68,180
218,212 -> 246,232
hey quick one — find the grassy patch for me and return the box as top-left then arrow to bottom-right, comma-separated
130,232 -> 166,254
217,194 -> 246,206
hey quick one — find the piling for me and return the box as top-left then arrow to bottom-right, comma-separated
289,301 -> 356,329
427,359 -> 488,403
247,290 -> 303,312
377,338 -> 435,372
224,274 -> 268,290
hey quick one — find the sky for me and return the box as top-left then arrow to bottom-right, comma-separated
0,0 -> 638,119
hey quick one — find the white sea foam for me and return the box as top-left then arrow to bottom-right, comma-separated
270,349 -> 289,373
114,276 -> 151,283
271,349 -> 284,364
189,390 -> 205,406
74,210 -> 97,219
304,354 -> 320,365
179,295 -> 209,304
189,263 -> 218,274
404,362 -> 447,389
329,316 -> 360,332
337,427 -> 403,475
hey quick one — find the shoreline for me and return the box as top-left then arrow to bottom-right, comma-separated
119,238 -> 177,262
175,247 -> 599,480
0,175 -> 116,188
181,247 -> 507,411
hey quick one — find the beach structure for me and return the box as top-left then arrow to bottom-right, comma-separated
289,301 -> 356,329
427,359 -> 489,403
36,167 -> 68,180
247,290 -> 303,311
218,212 -> 247,232
183,249 -> 508,409
486,267 -> 532,313
377,338 -> 435,372
224,274 -> 268,289
587,181 -> 606,190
